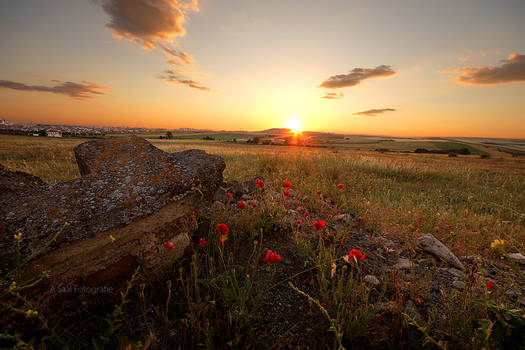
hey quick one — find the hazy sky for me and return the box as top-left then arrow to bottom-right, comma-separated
1,0 -> 524,137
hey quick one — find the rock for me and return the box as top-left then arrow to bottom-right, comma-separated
508,253 -> 525,264
396,258 -> 415,270
230,177 -> 264,196
364,275 -> 380,286
213,187 -> 227,202
440,267 -> 465,280
210,201 -> 226,213
0,164 -> 46,194
0,136 -> 225,307
418,234 -> 464,270
452,280 -> 465,290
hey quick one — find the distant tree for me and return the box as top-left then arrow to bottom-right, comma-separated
166,131 -> 173,139
247,137 -> 260,144
38,129 -> 48,137
414,148 -> 429,153
448,152 -> 457,157
232,138 -> 237,143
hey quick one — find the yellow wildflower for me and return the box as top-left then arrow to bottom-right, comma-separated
25,309 -> 38,318
13,232 -> 22,240
490,239 -> 504,249
9,281 -> 16,292
109,234 -> 116,243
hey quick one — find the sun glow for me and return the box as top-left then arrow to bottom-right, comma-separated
286,116 -> 302,134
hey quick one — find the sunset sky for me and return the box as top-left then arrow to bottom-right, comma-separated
1,0 -> 524,137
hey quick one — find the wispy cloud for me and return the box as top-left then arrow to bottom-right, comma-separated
446,53 -> 525,85
353,108 -> 396,116
318,65 -> 396,89
0,80 -> 107,99
321,92 -> 343,100
160,44 -> 194,65
159,70 -> 213,91
99,0 -> 199,49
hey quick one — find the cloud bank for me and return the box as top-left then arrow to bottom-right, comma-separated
0,80 -> 107,99
448,54 -> 525,85
353,108 -> 396,116
99,0 -> 199,49
318,65 -> 396,89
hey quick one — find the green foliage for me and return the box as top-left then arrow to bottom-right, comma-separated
474,299 -> 525,349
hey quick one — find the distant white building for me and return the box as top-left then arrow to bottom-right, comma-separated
47,131 -> 62,137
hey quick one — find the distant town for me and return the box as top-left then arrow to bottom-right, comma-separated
0,118 -> 207,138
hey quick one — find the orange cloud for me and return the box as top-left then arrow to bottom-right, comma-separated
448,53 -> 525,85
321,92 -> 343,100
353,108 -> 396,116
0,80 -> 107,99
100,0 -> 199,49
318,65 -> 396,89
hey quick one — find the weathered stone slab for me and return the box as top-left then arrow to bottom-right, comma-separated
0,136 -> 224,304
418,233 -> 464,270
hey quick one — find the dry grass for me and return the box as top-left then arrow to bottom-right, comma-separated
1,133 -> 523,255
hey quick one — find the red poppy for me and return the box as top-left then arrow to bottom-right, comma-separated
199,238 -> 207,246
164,241 -> 175,252
486,281 -> 495,290
264,250 -> 281,264
255,179 -> 265,188
226,193 -> 233,198
338,184 -> 344,189
348,249 -> 365,262
283,181 -> 293,188
283,190 -> 290,197
252,202 -> 257,207
237,201 -> 246,209
314,220 -> 326,230
257,212 -> 262,216
217,223 -> 229,235
219,236 -> 226,243
297,220 -> 303,224
317,190 -> 322,195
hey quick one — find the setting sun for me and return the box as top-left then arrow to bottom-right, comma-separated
286,117 -> 302,134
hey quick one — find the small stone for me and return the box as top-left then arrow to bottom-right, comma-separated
418,233 -> 464,270
508,253 -> 525,264
364,275 -> 380,286
210,201 -> 225,212
396,258 -> 415,270
440,267 -> 465,280
452,280 -> 465,290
